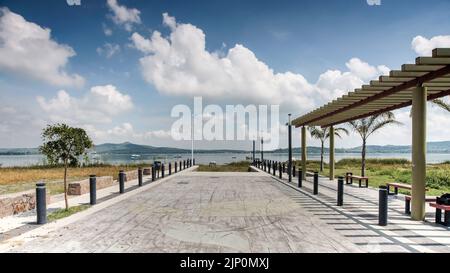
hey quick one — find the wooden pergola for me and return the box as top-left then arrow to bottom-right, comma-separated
292,48 -> 450,221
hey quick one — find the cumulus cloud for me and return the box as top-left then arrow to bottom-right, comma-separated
130,13 -> 389,113
96,43 -> 120,58
85,122 -> 172,143
411,35 -> 450,56
0,8 -> 84,87
106,0 -> 141,31
37,85 -> 133,124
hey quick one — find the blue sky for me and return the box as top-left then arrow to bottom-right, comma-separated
1,0 -> 450,149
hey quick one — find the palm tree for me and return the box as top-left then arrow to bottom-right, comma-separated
308,126 -> 349,171
347,112 -> 402,177
431,98 -> 450,112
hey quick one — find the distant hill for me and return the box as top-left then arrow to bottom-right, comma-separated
1,141 -> 450,155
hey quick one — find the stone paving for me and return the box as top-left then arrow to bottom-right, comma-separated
1,166 -> 450,253
1,170 -> 361,253
264,166 -> 450,253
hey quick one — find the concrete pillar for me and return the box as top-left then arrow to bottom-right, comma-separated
301,126 -> 307,180
329,126 -> 335,180
411,85 -> 427,221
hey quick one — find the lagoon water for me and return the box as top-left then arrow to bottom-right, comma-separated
1,152 -> 450,167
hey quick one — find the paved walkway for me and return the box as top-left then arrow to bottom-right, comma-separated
1,170 -> 361,252
262,166 -> 450,252
1,166 -> 449,253
0,165 -> 186,242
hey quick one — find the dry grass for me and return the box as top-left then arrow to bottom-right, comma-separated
0,164 -> 150,195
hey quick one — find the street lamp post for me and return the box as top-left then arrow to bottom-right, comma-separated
288,114 -> 292,182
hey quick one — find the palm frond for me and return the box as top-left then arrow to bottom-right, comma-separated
432,98 -> 450,112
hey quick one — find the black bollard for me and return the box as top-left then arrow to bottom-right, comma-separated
119,170 -> 125,194
36,182 -> 47,225
337,176 -> 344,206
183,160 -> 186,169
169,162 -> 172,175
90,175 -> 97,205
279,162 -> 282,179
293,165 -> 296,177
283,163 -> 286,173
273,162 -> 276,176
313,171 -> 319,195
175,161 -> 177,173
138,168 -> 143,187
298,170 -> 302,187
379,186 -> 388,226
264,161 -> 266,172
162,164 -> 165,178
151,166 -> 155,182
268,161 -> 271,173
193,158 -> 195,166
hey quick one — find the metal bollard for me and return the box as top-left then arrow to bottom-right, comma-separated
138,168 -> 143,187
193,158 -> 196,166
151,166 -> 155,182
283,163 -> 286,173
175,161 -> 177,173
313,171 -> 319,195
264,161 -> 266,172
279,162 -> 282,179
293,165 -> 296,177
183,160 -> 186,169
162,164 -> 165,178
90,175 -> 97,205
379,186 -> 388,226
268,161 -> 271,173
36,182 -> 47,224
273,162 -> 276,176
337,176 -> 344,206
298,170 -> 302,187
169,162 -> 172,175
119,170 -> 125,194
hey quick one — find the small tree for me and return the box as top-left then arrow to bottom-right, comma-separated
39,124 -> 93,209
347,112 -> 401,176
308,126 -> 349,171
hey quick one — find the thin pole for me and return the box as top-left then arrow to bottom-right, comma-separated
288,114 -> 292,182
261,137 -> 264,162
191,114 -> 194,163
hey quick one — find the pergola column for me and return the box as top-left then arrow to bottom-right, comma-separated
329,126 -> 335,180
301,126 -> 307,180
411,85 -> 427,221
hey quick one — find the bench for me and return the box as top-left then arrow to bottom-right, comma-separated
305,170 -> 315,177
386,182 -> 429,195
209,161 -> 217,167
404,196 -> 437,215
345,173 -> 369,188
430,203 -> 450,226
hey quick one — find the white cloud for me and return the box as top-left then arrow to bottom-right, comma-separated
37,84 -> 133,124
0,8 -> 84,87
130,13 -> 389,113
411,35 -> 450,56
96,43 -> 120,58
102,23 -> 113,36
106,0 -> 141,32
85,122 -> 172,143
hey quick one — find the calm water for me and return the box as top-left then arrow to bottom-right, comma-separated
1,152 -> 450,167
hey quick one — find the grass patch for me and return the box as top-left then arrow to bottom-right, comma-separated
196,161 -> 253,172
0,163 -> 152,195
47,204 -> 91,222
292,158 -> 450,196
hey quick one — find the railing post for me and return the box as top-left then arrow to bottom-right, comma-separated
119,170 -> 125,194
337,176 -> 344,206
298,170 -> 302,187
379,186 -> 388,226
313,171 -> 319,195
138,168 -> 143,187
90,175 -> 97,204
36,182 -> 47,225
279,162 -> 282,179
